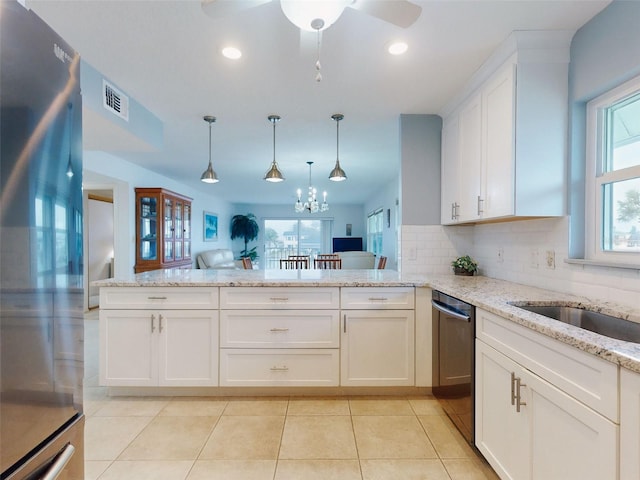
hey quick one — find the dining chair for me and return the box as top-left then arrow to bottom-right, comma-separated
280,258 -> 309,269
241,257 -> 253,269
377,256 -> 387,269
314,258 -> 342,269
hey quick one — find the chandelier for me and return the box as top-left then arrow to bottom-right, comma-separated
295,161 -> 328,213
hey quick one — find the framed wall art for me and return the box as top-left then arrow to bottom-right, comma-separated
203,211 -> 218,241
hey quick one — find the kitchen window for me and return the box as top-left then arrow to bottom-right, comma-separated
367,208 -> 383,256
586,74 -> 640,265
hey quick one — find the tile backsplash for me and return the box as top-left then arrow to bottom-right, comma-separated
401,217 -> 640,309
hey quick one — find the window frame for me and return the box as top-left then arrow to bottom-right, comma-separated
585,74 -> 640,265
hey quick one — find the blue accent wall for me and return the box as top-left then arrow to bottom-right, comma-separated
568,0 -> 640,257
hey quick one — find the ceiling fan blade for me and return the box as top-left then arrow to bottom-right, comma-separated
201,0 -> 272,19
349,0 -> 422,28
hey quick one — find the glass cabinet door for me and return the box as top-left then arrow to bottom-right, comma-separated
139,195 -> 157,261
175,200 -> 183,260
183,203 -> 191,259
163,197 -> 174,262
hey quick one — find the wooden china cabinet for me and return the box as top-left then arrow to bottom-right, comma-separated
134,188 -> 193,273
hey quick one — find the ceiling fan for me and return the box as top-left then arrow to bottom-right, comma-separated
201,0 -> 423,31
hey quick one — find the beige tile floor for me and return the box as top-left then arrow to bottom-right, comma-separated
83,313 -> 498,480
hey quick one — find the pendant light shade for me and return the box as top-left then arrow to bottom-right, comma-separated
201,115 -> 219,184
329,113 -> 347,181
264,115 -> 285,182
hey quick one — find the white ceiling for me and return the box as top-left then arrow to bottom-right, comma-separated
27,0 -> 610,206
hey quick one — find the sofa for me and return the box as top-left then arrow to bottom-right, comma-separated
338,251 -> 375,269
196,249 -> 241,269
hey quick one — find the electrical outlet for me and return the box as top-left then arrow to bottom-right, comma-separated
545,250 -> 555,269
497,248 -> 504,263
530,249 -> 539,268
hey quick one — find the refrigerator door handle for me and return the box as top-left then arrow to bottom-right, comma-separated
41,443 -> 76,480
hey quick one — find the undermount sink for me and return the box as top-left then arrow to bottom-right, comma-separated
511,303 -> 640,344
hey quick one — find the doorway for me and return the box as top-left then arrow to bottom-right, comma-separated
86,191 -> 114,310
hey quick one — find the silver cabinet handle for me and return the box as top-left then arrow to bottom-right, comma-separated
147,296 -> 167,300
511,372 -> 516,406
269,297 -> 289,302
159,314 -> 164,333
41,443 -> 75,480
451,202 -> 456,220
151,314 -> 156,333
343,314 -> 347,333
270,366 -> 289,371
269,328 -> 289,332
515,377 -> 527,412
477,195 -> 484,215
368,297 -> 388,301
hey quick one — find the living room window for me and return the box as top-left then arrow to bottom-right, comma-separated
367,208 -> 383,256
586,74 -> 640,264
263,218 -> 332,269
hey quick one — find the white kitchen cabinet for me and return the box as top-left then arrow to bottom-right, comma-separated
219,287 -> 340,386
476,309 -> 618,480
481,62 -> 515,219
621,368 -> 640,479
458,91 -> 483,222
341,310 -> 415,386
100,309 -> 218,387
441,116 -> 460,224
440,32 -> 570,224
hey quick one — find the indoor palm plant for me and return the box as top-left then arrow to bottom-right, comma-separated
230,213 -> 260,261
451,255 -> 478,276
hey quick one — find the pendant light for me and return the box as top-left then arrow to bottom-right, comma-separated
329,113 -> 347,181
200,115 -> 219,183
263,115 -> 285,182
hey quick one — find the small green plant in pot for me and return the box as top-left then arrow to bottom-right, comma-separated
451,255 -> 478,276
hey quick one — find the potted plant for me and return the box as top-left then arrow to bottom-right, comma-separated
451,255 -> 478,276
230,213 -> 260,261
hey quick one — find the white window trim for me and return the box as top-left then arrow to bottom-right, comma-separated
585,74 -> 640,266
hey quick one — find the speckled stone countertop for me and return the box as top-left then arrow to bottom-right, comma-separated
93,268 -> 427,288
426,275 -> 640,375
95,269 -> 640,374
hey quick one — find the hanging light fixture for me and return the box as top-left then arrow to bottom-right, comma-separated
263,115 -> 285,182
295,161 -> 329,213
66,102 -> 74,178
200,115 -> 219,183
329,113 -> 347,181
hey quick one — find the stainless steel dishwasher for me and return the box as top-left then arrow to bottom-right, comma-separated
431,290 -> 475,445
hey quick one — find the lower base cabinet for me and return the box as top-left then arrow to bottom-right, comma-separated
621,368 -> 640,479
100,310 -> 218,387
476,340 -> 617,480
341,310 -> 415,386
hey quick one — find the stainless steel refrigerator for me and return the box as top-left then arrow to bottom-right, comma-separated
1,1 -> 84,478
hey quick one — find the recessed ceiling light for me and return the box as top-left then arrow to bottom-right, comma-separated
222,46 -> 242,60
387,42 -> 408,56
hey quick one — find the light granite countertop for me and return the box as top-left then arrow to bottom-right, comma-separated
95,269 -> 640,374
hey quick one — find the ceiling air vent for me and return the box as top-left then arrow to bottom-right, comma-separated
103,80 -> 129,121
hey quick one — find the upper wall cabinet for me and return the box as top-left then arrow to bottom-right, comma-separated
441,31 -> 571,225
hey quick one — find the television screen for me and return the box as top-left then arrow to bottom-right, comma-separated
333,237 -> 363,252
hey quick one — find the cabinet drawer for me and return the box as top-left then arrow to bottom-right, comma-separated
477,308 -> 618,421
341,287 -> 414,310
219,349 -> 339,386
100,287 -> 218,309
220,310 -> 339,348
220,287 -> 339,309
